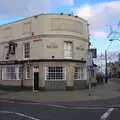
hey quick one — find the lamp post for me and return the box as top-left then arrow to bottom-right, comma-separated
104,38 -> 120,83
104,41 -> 114,83
109,39 -> 120,42
105,50 -> 108,83
106,21 -> 120,81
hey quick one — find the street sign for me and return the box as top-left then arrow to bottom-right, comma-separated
88,48 -> 97,58
88,66 -> 94,71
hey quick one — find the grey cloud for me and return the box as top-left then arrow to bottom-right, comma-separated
73,1 -> 120,34
0,0 -> 29,15
0,0 -> 51,16
0,0 -> 74,16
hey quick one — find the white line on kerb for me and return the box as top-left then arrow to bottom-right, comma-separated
0,111 -> 40,120
100,108 -> 114,120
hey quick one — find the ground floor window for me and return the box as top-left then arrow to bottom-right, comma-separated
45,66 -> 66,80
74,66 -> 85,80
26,64 -> 31,79
2,65 -> 22,80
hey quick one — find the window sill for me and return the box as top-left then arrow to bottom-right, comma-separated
2,79 -> 21,80
45,79 -> 66,81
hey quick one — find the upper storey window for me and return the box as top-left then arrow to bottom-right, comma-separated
23,42 -> 30,59
23,22 -> 31,34
64,41 -> 73,59
4,27 -> 12,38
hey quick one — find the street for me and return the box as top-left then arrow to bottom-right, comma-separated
0,79 -> 120,120
0,100 -> 120,120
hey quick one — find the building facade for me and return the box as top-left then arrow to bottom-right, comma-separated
0,13 -> 89,90
108,62 -> 120,78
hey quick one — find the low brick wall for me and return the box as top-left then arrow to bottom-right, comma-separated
74,80 -> 87,89
23,79 -> 32,86
1,80 -> 21,86
0,80 -> 32,91
45,80 -> 66,90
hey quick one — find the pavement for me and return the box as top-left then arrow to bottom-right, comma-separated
0,80 -> 120,102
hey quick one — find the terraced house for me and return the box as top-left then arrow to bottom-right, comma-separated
0,13 -> 89,91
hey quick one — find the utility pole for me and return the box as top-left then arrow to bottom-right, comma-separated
87,23 -> 92,96
87,51 -> 93,96
105,50 -> 108,83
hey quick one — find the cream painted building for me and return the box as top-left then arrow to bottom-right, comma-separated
0,13 -> 89,90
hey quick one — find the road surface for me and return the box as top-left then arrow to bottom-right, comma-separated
0,99 -> 120,120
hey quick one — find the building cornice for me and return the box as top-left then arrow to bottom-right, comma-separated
0,33 -> 88,44
0,13 -> 87,28
0,59 -> 86,65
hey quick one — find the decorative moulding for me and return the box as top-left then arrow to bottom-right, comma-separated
46,42 -> 58,48
76,45 -> 85,51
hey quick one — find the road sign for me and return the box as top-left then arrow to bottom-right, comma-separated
88,66 -> 94,71
88,48 -> 97,58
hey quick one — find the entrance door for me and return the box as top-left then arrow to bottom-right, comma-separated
34,72 -> 39,90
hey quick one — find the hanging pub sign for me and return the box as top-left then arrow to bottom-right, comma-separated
8,41 -> 17,54
5,41 -> 18,59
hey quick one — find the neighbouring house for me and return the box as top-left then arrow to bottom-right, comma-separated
0,13 -> 89,91
108,62 -> 120,78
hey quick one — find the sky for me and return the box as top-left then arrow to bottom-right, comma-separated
0,0 -> 120,56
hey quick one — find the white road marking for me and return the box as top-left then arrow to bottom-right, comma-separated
71,107 -> 107,110
19,102 -> 68,109
20,102 -> 40,105
100,108 -> 114,120
0,110 -> 40,120
0,100 -> 14,103
15,112 -> 40,120
47,104 -> 68,109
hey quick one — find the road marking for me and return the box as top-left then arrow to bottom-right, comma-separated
47,104 -> 68,109
15,112 -> 40,120
100,108 -> 114,120
71,107 -> 107,110
0,110 -> 40,120
20,102 -> 40,105
0,100 -> 14,103
19,102 -> 68,109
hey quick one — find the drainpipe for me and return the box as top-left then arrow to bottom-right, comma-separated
21,64 -> 24,88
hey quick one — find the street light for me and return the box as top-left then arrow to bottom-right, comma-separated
105,50 -> 108,83
104,41 -> 113,83
105,38 -> 120,83
109,39 -> 120,41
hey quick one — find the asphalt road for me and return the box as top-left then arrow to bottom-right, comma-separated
0,100 -> 120,120
0,78 -> 120,120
